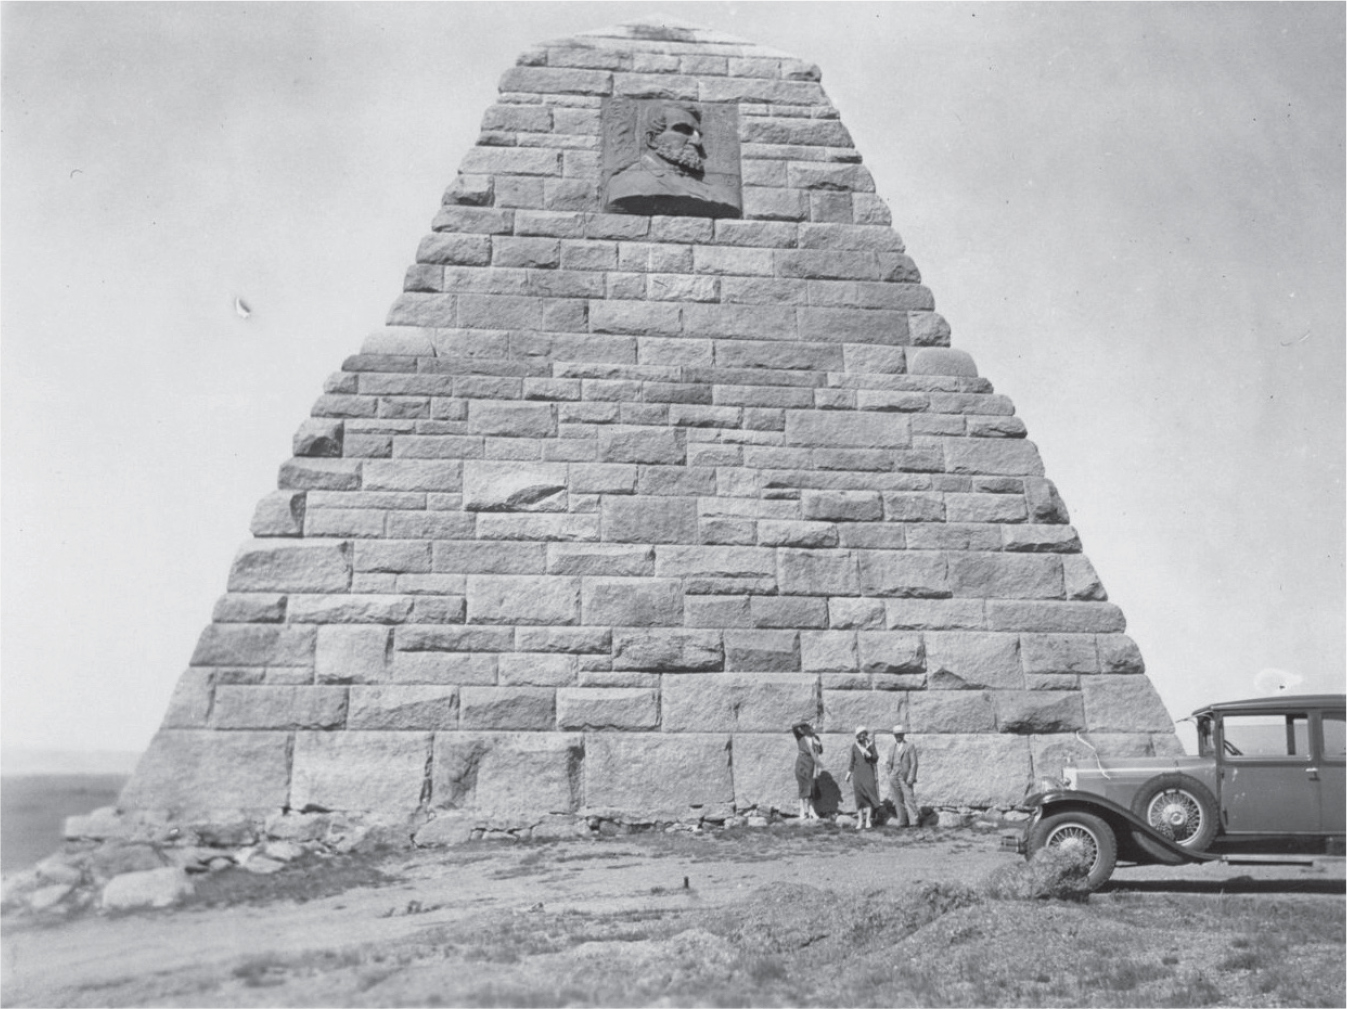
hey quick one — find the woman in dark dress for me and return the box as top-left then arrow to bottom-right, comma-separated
791,722 -> 822,820
846,726 -> 880,829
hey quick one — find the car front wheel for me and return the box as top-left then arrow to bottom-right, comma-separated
1130,774 -> 1218,856
1026,811 -> 1118,892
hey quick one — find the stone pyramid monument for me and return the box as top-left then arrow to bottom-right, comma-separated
117,20 -> 1180,840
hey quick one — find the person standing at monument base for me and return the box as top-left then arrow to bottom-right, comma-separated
791,722 -> 823,821
846,727 -> 880,830
886,725 -> 920,827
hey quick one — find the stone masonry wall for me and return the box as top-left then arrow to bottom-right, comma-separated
119,21 -> 1181,834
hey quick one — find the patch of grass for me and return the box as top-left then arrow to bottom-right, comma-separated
231,953 -> 288,988
1218,948 -> 1267,971
1249,962 -> 1346,1006
743,954 -> 787,984
1089,957 -> 1173,992
379,898 -> 443,918
1151,971 -> 1225,1007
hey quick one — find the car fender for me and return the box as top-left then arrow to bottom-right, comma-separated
1023,790 -> 1223,865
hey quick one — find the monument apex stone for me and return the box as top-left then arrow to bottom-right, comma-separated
118,20 -> 1180,834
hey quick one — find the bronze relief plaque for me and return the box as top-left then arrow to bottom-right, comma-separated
600,97 -> 742,218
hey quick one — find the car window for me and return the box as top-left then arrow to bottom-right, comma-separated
1323,712 -> 1346,761
1196,716 -> 1214,757
1221,713 -> 1310,757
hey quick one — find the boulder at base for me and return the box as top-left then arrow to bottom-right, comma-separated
101,867 -> 194,910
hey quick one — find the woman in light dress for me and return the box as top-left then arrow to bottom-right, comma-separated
846,726 -> 880,829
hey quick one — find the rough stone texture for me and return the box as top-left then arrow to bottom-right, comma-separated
101,868 -> 193,910
347,686 -> 459,729
915,734 -> 1034,806
211,686 -> 348,730
585,733 -> 733,819
460,687 -> 557,729
431,733 -> 582,818
662,674 -> 816,732
118,18 -> 1179,831
820,689 -> 906,734
227,541 -> 352,593
993,689 -> 1086,734
119,731 -> 291,816
413,813 -> 477,846
908,690 -> 996,733
290,732 -> 431,813
1081,677 -> 1176,733
731,732 -> 805,813
557,687 -> 659,729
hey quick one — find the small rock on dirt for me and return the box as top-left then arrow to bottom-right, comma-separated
263,841 -> 305,862
163,847 -> 216,872
35,856 -> 84,886
195,821 -> 257,847
28,884 -> 73,911
63,806 -> 128,841
243,855 -> 287,875
265,812 -> 331,842
532,817 -> 587,840
101,867 -> 193,910
89,843 -> 164,881
1,870 -> 41,906
414,815 -> 476,847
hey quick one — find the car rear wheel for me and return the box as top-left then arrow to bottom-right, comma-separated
1027,811 -> 1118,892
1130,774 -> 1218,859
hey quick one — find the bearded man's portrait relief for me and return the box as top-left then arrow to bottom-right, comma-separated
601,99 -> 742,218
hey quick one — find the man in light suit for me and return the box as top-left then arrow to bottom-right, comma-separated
886,724 -> 920,827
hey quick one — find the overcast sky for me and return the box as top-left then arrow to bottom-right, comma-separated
3,3 -> 1343,757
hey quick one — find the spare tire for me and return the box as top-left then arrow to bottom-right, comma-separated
1129,774 -> 1218,860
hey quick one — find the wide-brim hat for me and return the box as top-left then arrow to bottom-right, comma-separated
892,724 -> 907,734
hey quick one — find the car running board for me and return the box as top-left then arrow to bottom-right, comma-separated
1217,854 -> 1319,866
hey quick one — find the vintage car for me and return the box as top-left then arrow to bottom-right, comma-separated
1006,693 -> 1346,890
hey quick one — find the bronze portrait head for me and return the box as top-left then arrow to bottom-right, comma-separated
601,97 -> 741,218
644,103 -> 705,176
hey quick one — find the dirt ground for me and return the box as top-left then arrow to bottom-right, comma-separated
3,824 -> 1343,1008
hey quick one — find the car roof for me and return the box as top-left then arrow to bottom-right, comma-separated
1193,693 -> 1346,717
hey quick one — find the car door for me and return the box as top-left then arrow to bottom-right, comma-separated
1219,710 -> 1320,834
1318,710 -> 1345,833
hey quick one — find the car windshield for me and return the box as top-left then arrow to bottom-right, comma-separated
1196,715 -> 1214,757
